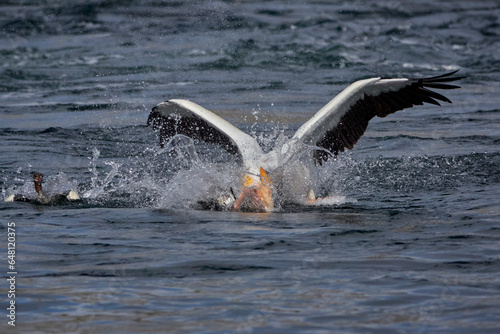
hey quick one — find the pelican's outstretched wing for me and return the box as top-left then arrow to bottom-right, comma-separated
148,99 -> 263,169
292,70 -> 464,164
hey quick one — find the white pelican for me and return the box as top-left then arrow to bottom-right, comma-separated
148,71 -> 463,212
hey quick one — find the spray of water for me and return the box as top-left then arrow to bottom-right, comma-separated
78,134 -> 243,209
2,124 -> 357,210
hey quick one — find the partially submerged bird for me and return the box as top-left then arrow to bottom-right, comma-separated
148,71 -> 464,212
5,172 -> 81,204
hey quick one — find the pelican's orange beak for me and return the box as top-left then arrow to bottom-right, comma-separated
233,167 -> 273,212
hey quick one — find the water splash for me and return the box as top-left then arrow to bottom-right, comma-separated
158,135 -> 201,168
76,137 -> 242,210
82,160 -> 122,200
88,147 -> 101,190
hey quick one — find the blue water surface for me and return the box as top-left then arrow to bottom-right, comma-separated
1,1 -> 500,333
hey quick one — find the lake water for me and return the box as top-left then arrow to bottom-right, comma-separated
1,1 -> 500,333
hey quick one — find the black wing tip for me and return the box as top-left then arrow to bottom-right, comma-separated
418,69 -> 466,86
415,70 -> 465,103
428,69 -> 460,78
409,69 -> 465,79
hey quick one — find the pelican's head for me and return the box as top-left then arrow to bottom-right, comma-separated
232,167 -> 273,212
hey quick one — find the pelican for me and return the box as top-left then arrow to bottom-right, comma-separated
148,71 -> 463,212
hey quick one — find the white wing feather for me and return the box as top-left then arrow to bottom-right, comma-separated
293,77 -> 409,146
152,99 -> 263,173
